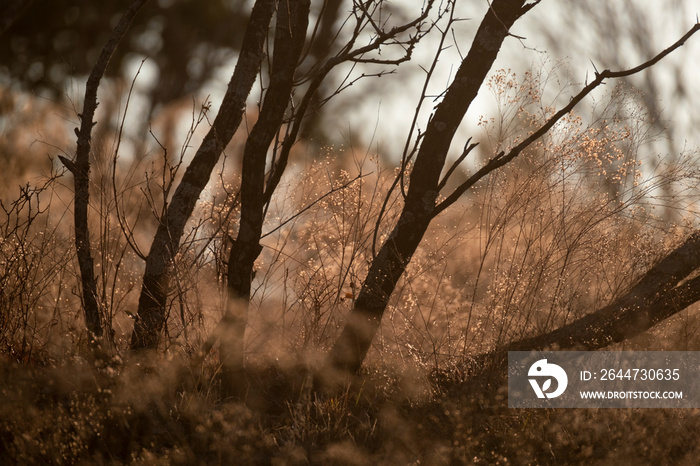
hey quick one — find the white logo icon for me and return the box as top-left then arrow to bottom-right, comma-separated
528,359 -> 568,399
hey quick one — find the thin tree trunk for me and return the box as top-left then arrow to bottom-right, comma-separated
192,1 -> 436,377
324,2 -> 700,378
299,0 -> 343,141
220,0 -> 310,399
129,0 -> 275,350
61,0 -> 149,347
324,0 -> 533,377
499,231 -> 700,355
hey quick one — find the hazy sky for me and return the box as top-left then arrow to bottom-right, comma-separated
311,0 -> 700,162
117,0 -> 699,169
346,0 -> 700,161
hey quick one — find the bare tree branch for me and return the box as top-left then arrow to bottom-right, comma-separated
434,21 -> 700,216
437,138 -> 479,192
263,0 -> 437,203
61,0 -> 149,346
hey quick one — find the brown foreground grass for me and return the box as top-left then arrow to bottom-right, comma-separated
3,76 -> 700,465
2,353 -> 700,465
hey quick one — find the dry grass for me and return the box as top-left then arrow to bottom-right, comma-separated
2,69 -> 700,463
3,356 -> 700,464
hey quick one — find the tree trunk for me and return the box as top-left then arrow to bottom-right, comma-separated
220,0 -> 310,399
325,0 -> 534,377
326,0 -> 532,376
298,0 -> 343,141
455,231 -> 700,381
129,0 -> 274,350
63,0 -> 149,347
499,231 -> 700,354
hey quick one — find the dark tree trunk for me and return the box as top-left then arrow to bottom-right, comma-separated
456,231 -> 700,381
324,2 -> 699,378
299,0 -> 343,140
62,0 -> 149,347
500,231 -> 700,355
129,0 -> 275,350
220,0 -> 310,399
325,0 -> 534,377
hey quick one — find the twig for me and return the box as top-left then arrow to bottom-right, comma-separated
261,172 -> 370,239
434,21 -> 700,216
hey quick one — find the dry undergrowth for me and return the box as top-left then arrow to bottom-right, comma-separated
2,71 -> 700,464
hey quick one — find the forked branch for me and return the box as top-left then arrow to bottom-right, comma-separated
434,21 -> 700,216
263,0 -> 438,204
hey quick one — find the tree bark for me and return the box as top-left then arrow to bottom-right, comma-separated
325,0 -> 534,377
62,0 -> 149,347
219,0 -> 310,399
299,0 -> 343,141
188,2 -> 436,377
498,231 -> 700,355
129,0 -> 275,350
453,231 -> 700,382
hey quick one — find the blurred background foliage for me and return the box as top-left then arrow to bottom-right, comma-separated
2,0 -> 698,159
1,0 -> 250,106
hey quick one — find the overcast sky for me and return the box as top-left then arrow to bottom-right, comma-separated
116,0 -> 699,171
312,0 -> 700,163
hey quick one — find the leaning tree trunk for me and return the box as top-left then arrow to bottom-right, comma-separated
129,0 -> 275,350
61,0 -> 149,348
219,0 -> 310,399
496,231 -> 700,356
324,3 -> 699,378
191,1 -> 436,383
454,230 -> 700,381
325,0 -> 534,377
